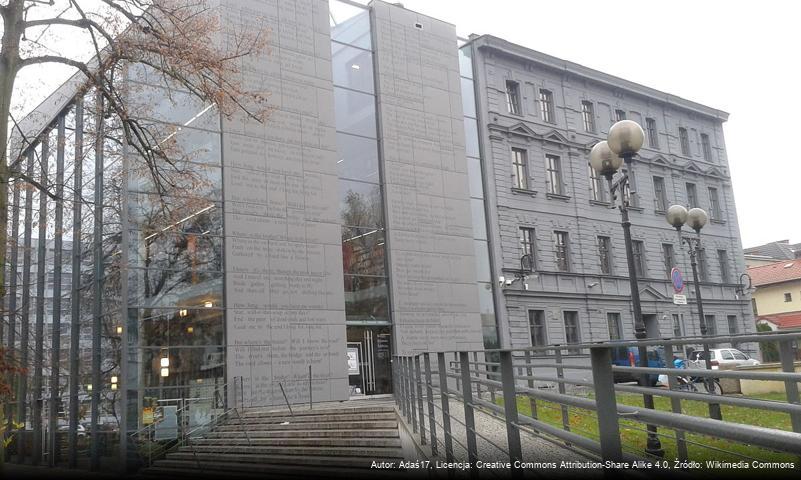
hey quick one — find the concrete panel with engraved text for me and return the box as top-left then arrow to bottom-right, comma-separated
221,0 -> 346,406
372,1 -> 483,354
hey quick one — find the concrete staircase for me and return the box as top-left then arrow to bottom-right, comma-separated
143,404 -> 406,478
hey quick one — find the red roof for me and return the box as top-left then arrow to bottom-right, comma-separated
748,260 -> 801,287
758,311 -> 801,329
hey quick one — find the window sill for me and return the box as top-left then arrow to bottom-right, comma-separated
627,205 -> 644,212
511,188 -> 538,197
655,209 -> 666,216
546,193 -> 571,201
711,219 -> 726,225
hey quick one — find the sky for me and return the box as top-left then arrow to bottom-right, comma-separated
15,0 -> 800,249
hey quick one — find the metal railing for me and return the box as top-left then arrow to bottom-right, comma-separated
393,331 -> 801,477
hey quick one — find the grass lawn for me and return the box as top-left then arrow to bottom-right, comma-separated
498,391 -> 799,464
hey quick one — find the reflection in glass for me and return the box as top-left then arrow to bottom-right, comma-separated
461,77 -> 476,118
336,133 -> 379,182
128,193 -> 222,235
138,308 -> 223,347
127,82 -> 219,131
459,46 -> 473,79
332,43 -> 374,94
141,346 -> 224,387
342,227 -> 386,276
344,275 -> 389,323
128,231 -> 223,272
334,87 -> 377,138
330,0 -> 372,50
470,198 -> 487,240
339,179 -> 384,228
467,157 -> 483,198
464,118 -> 479,158
128,160 -> 222,199
474,240 -> 491,282
128,267 -> 223,309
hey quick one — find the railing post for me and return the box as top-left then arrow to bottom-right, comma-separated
393,358 -> 400,410
524,351 -> 538,422
437,352 -> 455,463
398,357 -> 406,417
554,346 -> 571,436
499,351 -> 523,477
472,352 -> 481,398
459,352 -> 478,479
424,353 -> 438,456
408,357 -> 418,433
414,355 -> 426,444
590,345 -> 623,462
778,340 -> 801,433
454,353 -> 461,392
663,343 -> 688,461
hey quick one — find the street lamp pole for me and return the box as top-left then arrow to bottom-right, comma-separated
666,205 -> 723,420
589,120 -> 663,456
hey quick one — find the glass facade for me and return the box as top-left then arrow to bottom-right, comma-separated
459,42 -> 499,349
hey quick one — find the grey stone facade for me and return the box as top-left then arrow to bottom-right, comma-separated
465,35 -> 755,355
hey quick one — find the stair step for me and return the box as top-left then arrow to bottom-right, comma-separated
217,420 -> 398,431
240,406 -> 395,418
164,451 -> 403,468
177,444 -> 403,458
204,428 -> 399,439
228,412 -> 397,424
191,437 -> 401,447
145,459 -> 408,478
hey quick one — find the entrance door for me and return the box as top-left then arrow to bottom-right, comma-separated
346,325 -> 392,396
643,314 -> 661,339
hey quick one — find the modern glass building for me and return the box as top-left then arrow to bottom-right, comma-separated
3,0 -> 752,471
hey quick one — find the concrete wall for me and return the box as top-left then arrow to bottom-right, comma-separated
371,1 -> 484,355
469,35 -> 756,356
221,0 -> 348,406
753,280 -> 801,316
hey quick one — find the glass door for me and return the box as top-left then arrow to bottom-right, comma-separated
346,325 -> 392,395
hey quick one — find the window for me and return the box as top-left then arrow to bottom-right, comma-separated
727,315 -> 738,334
679,127 -> 690,155
704,315 -> 717,336
505,80 -> 521,115
686,182 -> 698,207
721,350 -> 734,360
589,164 -> 606,202
785,293 -> 793,302
717,250 -> 730,283
546,154 -> 563,195
697,247 -> 709,281
653,176 -> 668,212
632,240 -> 646,277
607,312 -> 622,340
615,109 -> 627,122
701,133 -> 712,161
708,187 -> 721,221
672,314 -> 684,338
646,118 -> 659,148
529,310 -> 547,348
731,350 -> 747,360
511,148 -> 528,190
581,101 -> 595,132
539,89 -> 554,123
662,243 -> 675,279
598,236 -> 613,275
564,311 -> 580,352
554,231 -> 570,272
520,227 -> 537,268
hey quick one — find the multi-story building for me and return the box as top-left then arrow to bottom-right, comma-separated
461,35 -> 755,354
6,0 -> 754,468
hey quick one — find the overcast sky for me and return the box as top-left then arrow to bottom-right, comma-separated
16,0 -> 799,249
397,0 -> 800,249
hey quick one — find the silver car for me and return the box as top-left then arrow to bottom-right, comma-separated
689,348 -> 760,369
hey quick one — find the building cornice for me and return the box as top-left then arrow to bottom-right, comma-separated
469,34 -> 729,122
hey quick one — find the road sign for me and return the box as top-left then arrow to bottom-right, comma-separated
673,294 -> 687,305
671,267 -> 685,293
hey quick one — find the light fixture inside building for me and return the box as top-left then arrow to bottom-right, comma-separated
351,64 -> 360,69
160,367 -> 169,378
179,309 -> 188,317
160,356 -> 170,368
203,301 -> 213,308
111,376 -> 118,384
116,325 -> 123,334
111,383 -> 118,391
187,326 -> 194,334
86,384 -> 92,391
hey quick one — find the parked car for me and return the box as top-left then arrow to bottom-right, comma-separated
610,344 -> 665,386
689,348 -> 760,370
58,423 -> 87,437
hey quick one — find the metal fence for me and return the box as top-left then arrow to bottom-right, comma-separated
393,331 -> 801,476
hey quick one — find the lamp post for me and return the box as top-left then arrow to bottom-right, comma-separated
666,205 -> 723,420
589,120 -> 663,456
